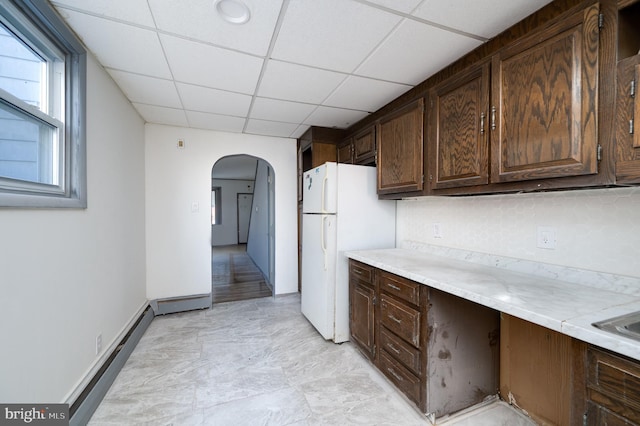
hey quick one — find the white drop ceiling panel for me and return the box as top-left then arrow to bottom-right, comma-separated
186,111 -> 246,133
160,34 -> 263,95
324,76 -> 411,112
250,98 -> 317,123
413,0 -> 554,39
245,119 -> 300,138
108,71 -> 181,108
133,104 -> 188,127
57,9 -> 171,78
356,19 -> 483,85
176,83 -> 252,117
258,61 -> 347,104
304,106 -> 369,129
148,0 -> 283,56
51,0 -> 556,137
51,0 -> 156,27
271,0 -> 402,73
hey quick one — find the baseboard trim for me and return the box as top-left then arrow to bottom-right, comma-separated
69,305 -> 154,426
150,293 -> 212,315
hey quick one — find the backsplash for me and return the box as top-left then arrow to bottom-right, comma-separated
397,187 -> 640,280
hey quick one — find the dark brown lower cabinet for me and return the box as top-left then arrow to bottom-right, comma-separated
349,260 -> 499,418
349,261 -> 375,360
586,346 -> 640,425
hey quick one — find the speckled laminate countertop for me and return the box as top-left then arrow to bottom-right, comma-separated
346,248 -> 640,361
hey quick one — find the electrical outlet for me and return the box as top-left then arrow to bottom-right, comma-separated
536,226 -> 557,249
96,334 -> 102,355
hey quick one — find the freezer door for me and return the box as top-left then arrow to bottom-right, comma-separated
301,213 -> 337,340
302,162 -> 337,214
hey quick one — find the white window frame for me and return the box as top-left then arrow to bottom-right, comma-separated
0,0 -> 86,208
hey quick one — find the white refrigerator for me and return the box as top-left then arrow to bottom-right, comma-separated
301,162 -> 396,343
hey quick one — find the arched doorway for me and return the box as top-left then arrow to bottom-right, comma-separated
211,155 -> 275,303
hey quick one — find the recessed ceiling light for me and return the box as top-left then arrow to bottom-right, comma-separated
215,0 -> 251,25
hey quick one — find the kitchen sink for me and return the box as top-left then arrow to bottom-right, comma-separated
593,311 -> 640,341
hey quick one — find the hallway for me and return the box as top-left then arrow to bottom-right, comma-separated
212,244 -> 272,304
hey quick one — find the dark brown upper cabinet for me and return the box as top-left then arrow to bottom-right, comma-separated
337,137 -> 353,164
376,98 -> 424,195
615,0 -> 640,184
490,4 -> 600,183
429,62 -> 490,189
353,126 -> 377,165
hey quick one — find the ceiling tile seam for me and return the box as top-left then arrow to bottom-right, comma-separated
350,0 -> 489,42
242,0 -> 291,134
144,0 -> 190,127
305,3 -> 412,111
51,3 -> 159,32
266,58 -> 413,89
52,3 -> 270,61
289,125 -> 310,139
102,66 -> 259,99
103,62 -> 377,115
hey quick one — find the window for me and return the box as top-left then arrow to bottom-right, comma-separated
0,0 -> 86,208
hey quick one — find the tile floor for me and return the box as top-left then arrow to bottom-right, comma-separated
88,294 -> 535,425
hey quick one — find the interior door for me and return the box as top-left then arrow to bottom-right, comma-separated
237,193 -> 252,244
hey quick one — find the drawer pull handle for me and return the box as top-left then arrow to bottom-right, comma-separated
388,284 -> 401,291
387,368 -> 403,382
388,314 -> 402,324
387,343 -> 401,354
353,269 -> 362,275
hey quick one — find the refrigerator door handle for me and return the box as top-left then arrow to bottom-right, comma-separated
321,174 -> 328,213
321,216 -> 328,270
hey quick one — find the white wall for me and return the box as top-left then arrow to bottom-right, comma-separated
145,125 -> 298,299
211,179 -> 254,246
247,160 -> 271,279
397,187 -> 640,278
0,55 -> 147,402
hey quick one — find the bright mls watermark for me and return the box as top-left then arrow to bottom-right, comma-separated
0,404 -> 68,425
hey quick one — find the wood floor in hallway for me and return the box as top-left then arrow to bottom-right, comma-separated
212,244 -> 272,304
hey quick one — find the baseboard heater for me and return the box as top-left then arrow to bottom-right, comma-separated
69,305 -> 154,426
150,293 -> 212,315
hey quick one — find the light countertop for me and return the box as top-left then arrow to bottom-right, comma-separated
346,248 -> 640,361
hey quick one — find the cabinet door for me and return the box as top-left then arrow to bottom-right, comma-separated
337,139 -> 353,164
350,279 -> 375,360
616,55 -> 640,184
429,62 -> 490,189
491,4 -> 600,183
377,98 -> 424,194
354,126 -> 376,164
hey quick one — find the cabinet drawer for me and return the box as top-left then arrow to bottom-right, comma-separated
380,294 -> 421,347
350,261 -> 373,284
379,271 -> 420,305
587,347 -> 640,423
379,350 -> 421,405
380,327 -> 421,375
